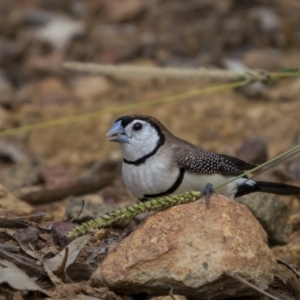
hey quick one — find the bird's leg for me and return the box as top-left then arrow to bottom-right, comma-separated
200,183 -> 217,208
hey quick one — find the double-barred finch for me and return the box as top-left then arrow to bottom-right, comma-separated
106,114 -> 300,203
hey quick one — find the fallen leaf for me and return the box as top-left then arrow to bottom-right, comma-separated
45,235 -> 90,271
0,231 -> 37,259
0,259 -> 50,296
0,248 -> 44,276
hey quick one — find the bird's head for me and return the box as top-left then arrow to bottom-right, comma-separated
106,115 -> 166,162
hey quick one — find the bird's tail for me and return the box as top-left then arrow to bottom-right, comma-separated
235,181 -> 300,198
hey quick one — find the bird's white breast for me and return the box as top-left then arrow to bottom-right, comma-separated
122,152 -> 178,200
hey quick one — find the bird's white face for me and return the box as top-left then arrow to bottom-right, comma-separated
122,120 -> 160,161
106,117 -> 163,162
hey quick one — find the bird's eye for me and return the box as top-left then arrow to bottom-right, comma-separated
133,122 -> 143,131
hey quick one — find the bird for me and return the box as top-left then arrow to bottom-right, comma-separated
106,114 -> 300,204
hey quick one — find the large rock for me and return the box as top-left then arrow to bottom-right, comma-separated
91,195 -> 276,299
236,192 -> 292,245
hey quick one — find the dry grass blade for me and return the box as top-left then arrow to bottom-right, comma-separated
277,258 -> 300,278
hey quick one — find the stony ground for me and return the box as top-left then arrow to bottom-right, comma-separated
0,1 -> 300,299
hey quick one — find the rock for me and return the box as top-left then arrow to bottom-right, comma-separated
236,192 -> 292,245
39,164 -> 75,190
51,221 -> 77,247
91,195 -> 276,299
0,37 -> 17,61
72,76 -> 113,100
0,71 -> 14,107
0,183 -> 32,215
15,227 -> 39,245
100,0 -> 145,23
0,161 -> 39,190
247,7 -> 286,47
0,106 -> 11,130
290,212 -> 300,231
243,49 -> 282,71
149,296 -> 187,300
16,77 -> 70,106
24,51 -> 65,75
122,296 -> 133,300
0,140 -> 31,163
289,160 -> 300,182
273,232 -> 300,265
268,78 -> 300,102
33,15 -> 85,50
235,136 -> 268,164
272,264 -> 300,299
35,77 -> 71,105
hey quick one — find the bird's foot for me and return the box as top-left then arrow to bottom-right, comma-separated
200,183 -> 218,208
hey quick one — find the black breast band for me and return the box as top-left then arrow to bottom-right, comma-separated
141,167 -> 185,200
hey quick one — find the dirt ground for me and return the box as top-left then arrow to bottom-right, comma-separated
0,0 -> 300,299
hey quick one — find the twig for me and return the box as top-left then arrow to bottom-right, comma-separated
277,258 -> 300,278
225,272 -> 280,300
69,200 -> 85,223
63,62 -> 300,83
63,62 -> 250,81
18,160 -> 119,204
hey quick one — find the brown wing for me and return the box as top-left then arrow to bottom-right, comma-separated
173,141 -> 255,176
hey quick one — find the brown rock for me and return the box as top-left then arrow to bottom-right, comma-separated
91,195 -> 276,299
17,77 -> 70,106
0,72 -> 14,107
72,76 -> 113,100
100,0 -> 145,22
149,296 -> 187,300
236,193 -> 292,245
51,221 -> 77,247
35,77 -> 70,105
273,231 -> 300,265
0,183 -> 32,215
39,164 -> 75,189
24,51 -> 65,75
0,107 -> 11,130
243,49 -> 282,71
289,160 -> 300,182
